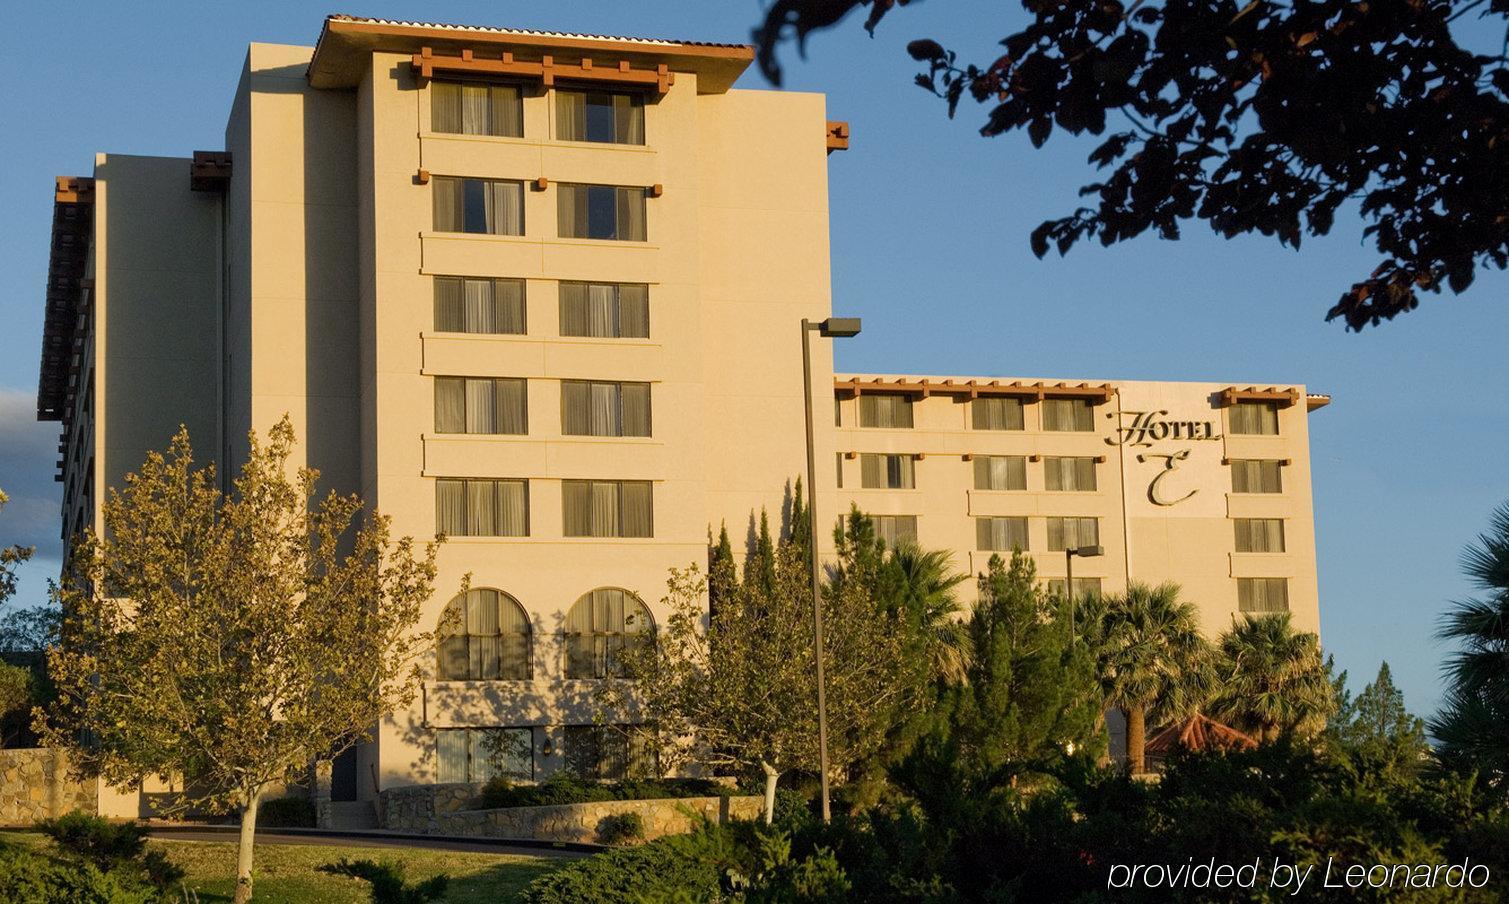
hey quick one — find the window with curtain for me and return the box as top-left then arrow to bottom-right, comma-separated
430,80 -> 523,137
1041,398 -> 1096,431
435,727 -> 532,783
436,589 -> 532,680
432,177 -> 524,235
1234,518 -> 1286,553
556,183 -> 647,241
976,517 -> 1029,552
836,453 -> 845,489
1044,456 -> 1098,491
1231,459 -> 1284,493
859,453 -> 915,489
872,515 -> 919,548
971,397 -> 1025,430
563,724 -> 656,779
435,479 -> 529,537
560,381 -> 652,437
1237,577 -> 1289,613
973,455 -> 1027,491
562,480 -> 653,538
434,277 -> 526,334
434,377 -> 528,434
554,89 -> 646,144
1229,401 -> 1280,435
858,394 -> 914,428
1046,577 -> 1103,599
558,282 -> 649,338
563,588 -> 654,679
1047,516 -> 1100,551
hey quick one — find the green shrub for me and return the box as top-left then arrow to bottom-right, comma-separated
518,834 -> 723,904
325,858 -> 448,904
32,811 -> 184,896
259,795 -> 317,828
596,811 -> 646,846
0,838 -> 164,904
477,773 -> 731,809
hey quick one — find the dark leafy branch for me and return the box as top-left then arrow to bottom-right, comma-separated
754,0 -> 1509,329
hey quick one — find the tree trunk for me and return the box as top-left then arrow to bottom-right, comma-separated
1127,706 -> 1146,775
760,761 -> 780,826
234,789 -> 263,904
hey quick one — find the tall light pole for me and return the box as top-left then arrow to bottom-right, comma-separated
1065,544 -> 1104,642
801,316 -> 860,824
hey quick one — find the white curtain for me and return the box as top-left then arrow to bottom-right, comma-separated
589,382 -> 618,436
616,187 -> 647,241
497,480 -> 528,537
618,284 -> 649,337
591,481 -> 620,536
464,279 -> 494,334
620,482 -> 652,537
487,85 -> 522,137
465,379 -> 496,433
587,284 -> 616,336
432,82 -> 462,133
977,517 -> 1027,551
466,480 -> 496,536
614,93 -> 645,144
974,455 -> 1025,491
620,383 -> 651,436
494,279 -> 526,334
461,83 -> 490,136
972,397 -> 1024,430
436,479 -> 465,536
556,184 -> 587,238
860,395 -> 913,428
487,181 -> 523,235
495,379 -> 527,435
435,730 -> 468,783
555,89 -> 586,141
562,481 -> 591,536
434,277 -> 464,332
1231,402 -> 1278,435
1043,399 -> 1094,431
432,177 -> 462,232
435,379 -> 465,433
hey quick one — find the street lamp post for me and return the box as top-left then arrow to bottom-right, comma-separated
800,316 -> 860,825
1064,544 -> 1105,642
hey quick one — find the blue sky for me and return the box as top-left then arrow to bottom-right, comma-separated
1,1 -> 1504,716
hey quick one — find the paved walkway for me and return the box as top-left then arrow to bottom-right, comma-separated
144,825 -> 591,859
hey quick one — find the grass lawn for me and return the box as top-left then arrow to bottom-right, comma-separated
1,831 -> 569,903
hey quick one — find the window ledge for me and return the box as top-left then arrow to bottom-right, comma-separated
419,132 -> 657,154
423,433 -> 662,446
422,331 -> 662,349
420,231 -> 660,251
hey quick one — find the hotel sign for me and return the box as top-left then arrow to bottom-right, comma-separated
1107,410 -> 1222,508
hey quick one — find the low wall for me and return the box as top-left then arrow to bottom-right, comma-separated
0,749 -> 98,826
379,783 -> 762,843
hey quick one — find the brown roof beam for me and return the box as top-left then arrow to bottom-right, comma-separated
411,47 -> 675,93
826,120 -> 850,153
1217,386 -> 1301,408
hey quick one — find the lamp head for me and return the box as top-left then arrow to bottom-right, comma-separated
817,317 -> 862,338
1071,545 -> 1105,558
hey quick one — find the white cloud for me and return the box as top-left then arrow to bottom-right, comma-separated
0,386 -> 63,563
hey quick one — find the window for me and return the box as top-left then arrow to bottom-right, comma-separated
436,727 -> 532,783
557,183 -> 647,241
563,588 -> 654,679
1047,577 -> 1103,599
555,89 -> 645,144
433,177 -> 524,235
434,277 -> 525,334
836,453 -> 844,489
435,479 -> 529,537
431,80 -> 523,137
1231,459 -> 1284,494
976,517 -> 1029,552
973,455 -> 1027,491
434,377 -> 528,434
835,398 -> 842,427
872,515 -> 918,548
1229,401 -> 1279,435
561,381 -> 651,437
437,589 -> 531,680
1042,398 -> 1096,432
858,394 -> 914,428
559,282 -> 649,338
1234,518 -> 1285,553
562,480 -> 653,538
564,725 -> 656,779
860,453 -> 915,489
1044,456 -> 1098,492
1047,517 -> 1100,552
1237,577 -> 1289,613
971,397 -> 1025,430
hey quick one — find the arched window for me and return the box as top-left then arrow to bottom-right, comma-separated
437,589 -> 531,680
563,588 -> 653,679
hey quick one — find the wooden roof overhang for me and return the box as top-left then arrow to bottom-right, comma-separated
308,15 -> 754,93
835,378 -> 1116,404
38,176 -> 94,423
1217,386 -> 1302,409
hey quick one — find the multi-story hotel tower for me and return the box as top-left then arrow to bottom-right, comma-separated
37,16 -> 1326,814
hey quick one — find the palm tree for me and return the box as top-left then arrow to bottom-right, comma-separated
1431,502 -> 1509,795
1209,613 -> 1334,742
1093,582 -> 1213,773
889,543 -> 972,685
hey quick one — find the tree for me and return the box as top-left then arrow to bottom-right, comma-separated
1331,662 -> 1430,784
924,552 -> 1101,782
602,511 -> 922,823
753,0 -> 1509,328
0,489 -> 35,606
38,418 -> 439,904
1208,613 -> 1334,742
1092,581 -> 1212,773
887,543 -> 972,687
0,661 -> 31,747
1432,500 -> 1509,797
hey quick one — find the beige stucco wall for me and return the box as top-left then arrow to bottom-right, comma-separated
836,376 -> 1322,637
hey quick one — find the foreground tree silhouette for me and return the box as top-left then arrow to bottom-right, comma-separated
39,419 -> 438,904
1433,501 -> 1509,798
1209,613 -> 1334,742
754,0 -> 1509,328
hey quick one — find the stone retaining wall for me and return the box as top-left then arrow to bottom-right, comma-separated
0,749 -> 98,826
378,783 -> 762,843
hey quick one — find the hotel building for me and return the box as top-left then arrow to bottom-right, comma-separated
37,16 -> 1326,815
